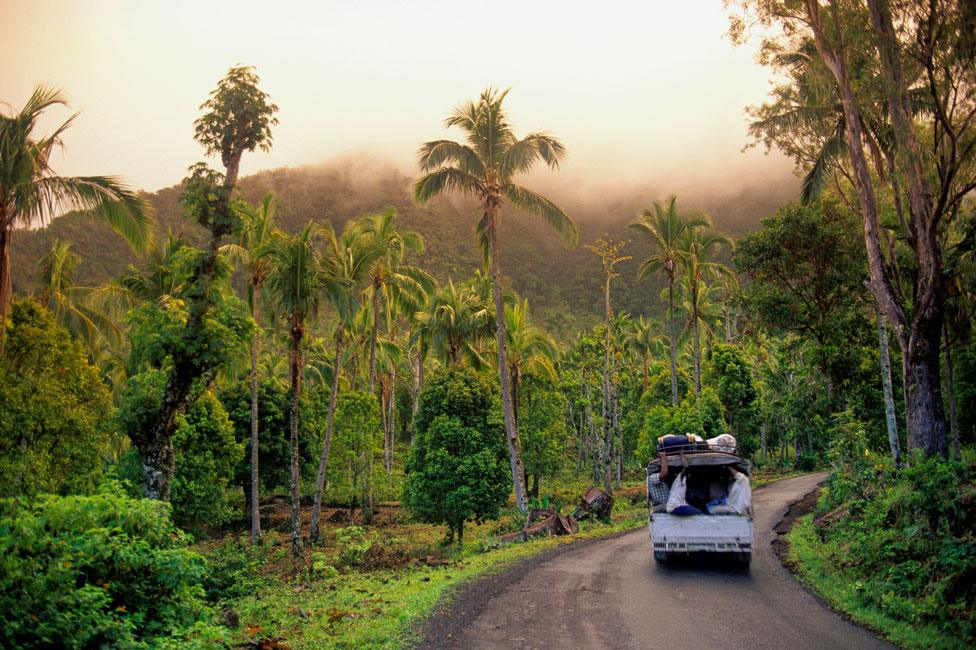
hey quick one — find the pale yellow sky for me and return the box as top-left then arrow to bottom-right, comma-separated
1,0 -> 792,194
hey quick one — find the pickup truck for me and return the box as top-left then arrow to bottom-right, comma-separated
647,448 -> 753,567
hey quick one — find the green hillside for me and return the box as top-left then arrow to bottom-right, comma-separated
10,158 -> 796,339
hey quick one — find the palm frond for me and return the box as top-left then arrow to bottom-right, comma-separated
506,185 -> 578,247
414,168 -> 482,203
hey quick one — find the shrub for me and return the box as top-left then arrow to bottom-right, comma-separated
403,368 -> 509,546
635,387 -> 729,462
118,372 -> 243,534
0,485 -> 227,648
335,526 -> 372,566
0,300 -> 113,497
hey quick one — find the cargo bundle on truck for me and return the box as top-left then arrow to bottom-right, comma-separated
646,434 -> 754,567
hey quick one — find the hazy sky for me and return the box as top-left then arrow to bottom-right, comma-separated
1,1 -> 793,194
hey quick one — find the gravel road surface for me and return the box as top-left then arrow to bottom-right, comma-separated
416,472 -> 891,649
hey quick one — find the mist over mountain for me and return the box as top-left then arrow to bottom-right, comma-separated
10,155 -> 799,339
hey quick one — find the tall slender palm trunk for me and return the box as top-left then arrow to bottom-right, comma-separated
310,329 -> 343,543
288,320 -> 304,560
249,292 -> 262,543
692,281 -> 702,395
602,274 -> 613,495
0,224 -> 12,353
487,207 -> 528,512
368,288 -> 380,393
667,276 -> 679,405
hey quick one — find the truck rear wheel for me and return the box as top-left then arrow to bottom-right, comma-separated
654,550 -> 669,563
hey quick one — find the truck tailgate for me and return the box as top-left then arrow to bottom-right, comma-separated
650,514 -> 753,553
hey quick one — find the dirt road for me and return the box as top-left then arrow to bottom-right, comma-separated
416,473 -> 891,649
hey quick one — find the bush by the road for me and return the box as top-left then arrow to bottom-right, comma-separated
797,453 -> 976,647
0,485 -> 228,648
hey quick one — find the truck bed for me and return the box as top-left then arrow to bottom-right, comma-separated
649,513 -> 753,554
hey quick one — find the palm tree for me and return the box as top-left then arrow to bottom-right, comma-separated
415,87 -> 578,511
412,278 -> 493,367
629,196 -> 707,406
624,315 -> 667,394
265,221 -> 343,560
0,86 -> 154,351
223,193 -> 278,544
36,240 -> 122,356
309,224 -> 379,543
347,208 -> 433,394
678,224 -> 733,394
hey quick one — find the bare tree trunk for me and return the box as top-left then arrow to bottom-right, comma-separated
602,275 -> 613,494
0,224 -> 12,354
692,281 -> 702,395
368,288 -> 380,394
488,206 -> 528,511
876,307 -> 901,464
388,363 -> 397,470
943,322 -> 961,460
288,322 -> 304,561
667,276 -> 679,405
310,329 -> 343,543
249,288 -> 262,544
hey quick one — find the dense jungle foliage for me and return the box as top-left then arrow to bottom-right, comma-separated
3,0 -> 976,644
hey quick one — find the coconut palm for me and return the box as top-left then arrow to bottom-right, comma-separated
347,208 -> 433,394
415,87 -> 577,510
624,315 -> 667,394
309,225 -> 380,543
265,221 -> 344,560
412,278 -> 493,367
0,86 -> 154,350
629,196 -> 708,406
678,224 -> 733,394
504,298 -> 558,428
222,192 -> 278,544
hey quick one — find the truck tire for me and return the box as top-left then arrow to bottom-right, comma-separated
654,550 -> 669,563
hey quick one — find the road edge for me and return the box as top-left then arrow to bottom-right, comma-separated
410,474 -> 808,649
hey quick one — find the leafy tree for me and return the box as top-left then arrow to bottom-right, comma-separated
630,196 -> 708,405
730,0 -> 976,456
329,391 -> 382,521
137,65 -> 276,499
0,300 -> 113,496
403,368 -> 509,546
415,87 -> 578,511
0,86 -> 153,351
636,387 -> 728,463
704,344 -> 759,457
519,378 -> 569,497
0,486 -> 226,648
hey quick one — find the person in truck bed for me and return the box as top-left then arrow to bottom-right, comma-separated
647,451 -> 671,512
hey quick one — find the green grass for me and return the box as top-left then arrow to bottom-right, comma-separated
788,515 -> 959,650
225,490 -> 646,649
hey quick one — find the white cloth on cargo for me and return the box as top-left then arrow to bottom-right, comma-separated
666,471 -> 688,513
727,472 -> 752,514
707,433 -> 737,453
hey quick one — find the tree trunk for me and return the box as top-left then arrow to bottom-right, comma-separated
487,205 -> 528,511
806,0 -> 948,457
876,308 -> 901,464
667,275 -> 679,405
387,363 -> 397,470
368,287 -> 380,394
943,322 -> 961,460
692,280 -> 702,395
288,320 -> 304,561
249,288 -> 262,544
0,224 -> 12,354
310,329 -> 343,543
602,275 -> 613,495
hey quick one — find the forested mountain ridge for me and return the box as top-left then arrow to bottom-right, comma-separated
9,157 -> 797,339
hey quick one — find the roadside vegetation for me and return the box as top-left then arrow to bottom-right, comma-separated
2,1 -> 976,647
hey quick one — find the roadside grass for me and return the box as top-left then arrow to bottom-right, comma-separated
217,480 -> 647,649
211,466 -> 804,649
788,515 -> 960,650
